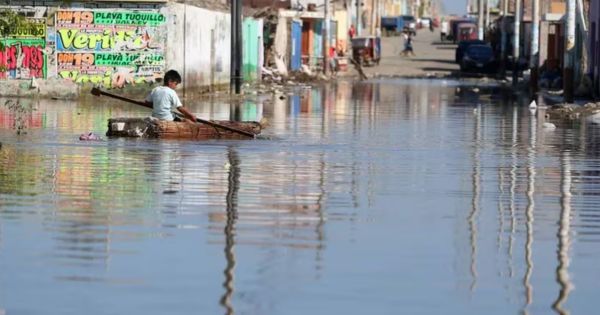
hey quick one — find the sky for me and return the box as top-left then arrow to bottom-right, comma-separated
441,0 -> 467,15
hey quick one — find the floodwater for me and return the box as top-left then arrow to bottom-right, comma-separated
1,79 -> 599,315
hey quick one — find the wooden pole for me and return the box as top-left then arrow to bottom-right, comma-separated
323,0 -> 330,74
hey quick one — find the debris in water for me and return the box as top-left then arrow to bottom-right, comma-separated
79,132 -> 104,141
542,122 -> 556,130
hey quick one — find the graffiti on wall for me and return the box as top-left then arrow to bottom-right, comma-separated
55,10 -> 167,88
0,19 -> 47,79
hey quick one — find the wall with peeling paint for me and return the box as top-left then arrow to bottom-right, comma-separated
0,2 -> 236,94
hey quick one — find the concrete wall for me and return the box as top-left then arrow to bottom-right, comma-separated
274,16 -> 290,69
165,3 -> 230,95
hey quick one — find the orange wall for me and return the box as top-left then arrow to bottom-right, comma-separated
551,1 -> 566,14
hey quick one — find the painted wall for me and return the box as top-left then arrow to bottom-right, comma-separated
312,20 -> 323,67
291,20 -> 302,70
0,18 -> 47,79
55,9 -> 168,88
0,3 -> 240,93
243,17 -> 263,82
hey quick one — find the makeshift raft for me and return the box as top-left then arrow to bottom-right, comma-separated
106,117 -> 262,140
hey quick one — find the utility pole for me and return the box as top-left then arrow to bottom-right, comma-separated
323,0 -> 330,74
371,0 -> 376,35
230,0 -> 242,94
512,0 -> 521,87
564,0 -> 576,103
347,0 -> 352,39
478,0 -> 484,40
500,0 -> 508,76
357,0 -> 362,36
530,0 -> 540,93
485,0 -> 490,36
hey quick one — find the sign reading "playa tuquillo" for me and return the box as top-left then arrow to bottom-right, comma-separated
93,11 -> 166,26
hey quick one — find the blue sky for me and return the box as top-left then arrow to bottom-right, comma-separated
442,0 -> 467,15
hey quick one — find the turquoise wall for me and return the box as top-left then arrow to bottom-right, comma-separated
243,18 -> 261,82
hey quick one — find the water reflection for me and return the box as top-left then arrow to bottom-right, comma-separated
553,151 -> 573,315
220,147 -> 240,315
1,79 -> 600,314
523,107 -> 537,313
468,103 -> 482,291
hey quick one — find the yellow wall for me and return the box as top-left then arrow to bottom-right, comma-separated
334,10 -> 349,52
383,4 -> 402,16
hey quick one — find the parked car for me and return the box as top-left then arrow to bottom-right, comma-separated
419,17 -> 432,28
460,44 -> 497,73
455,39 -> 487,63
381,16 -> 406,36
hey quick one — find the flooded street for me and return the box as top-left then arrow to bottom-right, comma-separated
1,78 -> 600,315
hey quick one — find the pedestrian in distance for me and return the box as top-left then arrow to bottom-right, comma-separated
329,46 -> 339,76
348,24 -> 356,41
400,30 -> 416,57
440,19 -> 448,42
145,70 -> 197,122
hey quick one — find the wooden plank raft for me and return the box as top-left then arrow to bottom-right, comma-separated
106,117 -> 263,140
